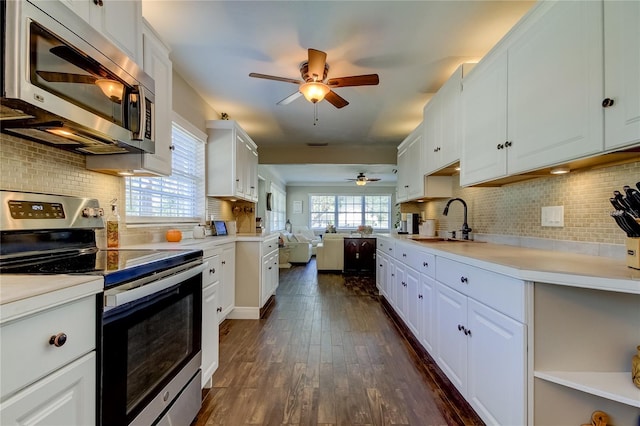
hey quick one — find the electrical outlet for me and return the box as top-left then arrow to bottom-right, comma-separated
541,206 -> 564,227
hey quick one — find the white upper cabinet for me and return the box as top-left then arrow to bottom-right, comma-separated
461,0 -> 638,187
506,0 -> 603,175
58,0 -> 142,64
423,64 -> 471,176
460,51 -> 509,185
206,120 -> 259,202
462,1 -> 603,186
396,125 -> 423,203
86,20 -> 174,176
603,1 -> 640,150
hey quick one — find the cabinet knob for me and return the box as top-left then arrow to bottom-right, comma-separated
93,0 -> 103,6
602,98 -> 615,108
169,145 -> 175,151
418,294 -> 423,299
497,143 -> 504,150
268,266 -> 272,270
402,253 -> 407,257
217,307 -> 223,313
457,324 -> 464,331
460,276 -> 468,283
222,261 -> 226,265
505,141 -> 512,148
464,328 -> 472,337
423,261 -> 428,267
209,268 -> 216,274
49,332 -> 67,347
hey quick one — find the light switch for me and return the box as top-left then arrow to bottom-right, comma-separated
541,206 -> 564,227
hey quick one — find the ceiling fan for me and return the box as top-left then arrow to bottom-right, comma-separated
347,172 -> 381,186
249,48 -> 379,109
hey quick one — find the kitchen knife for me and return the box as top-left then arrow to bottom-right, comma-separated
624,186 -> 640,212
621,211 -> 640,237
611,211 -> 633,236
610,197 -> 626,211
636,182 -> 640,192
614,190 -> 639,218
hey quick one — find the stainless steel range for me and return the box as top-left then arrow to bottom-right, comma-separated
0,191 -> 204,426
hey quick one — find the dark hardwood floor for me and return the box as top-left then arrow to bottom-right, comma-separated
193,259 -> 483,426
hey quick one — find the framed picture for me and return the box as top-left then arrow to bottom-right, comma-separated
293,200 -> 303,214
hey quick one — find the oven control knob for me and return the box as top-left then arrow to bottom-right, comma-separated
49,332 -> 67,347
82,207 -> 94,217
96,208 -> 104,217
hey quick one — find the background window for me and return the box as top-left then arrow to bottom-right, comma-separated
125,116 -> 205,223
270,184 -> 286,231
310,194 -> 391,230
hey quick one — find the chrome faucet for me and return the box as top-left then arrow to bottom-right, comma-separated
443,198 -> 472,240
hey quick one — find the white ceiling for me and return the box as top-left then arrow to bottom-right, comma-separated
261,163 -> 398,187
141,0 -> 534,184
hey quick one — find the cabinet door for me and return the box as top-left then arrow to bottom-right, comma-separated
466,299 -> 525,426
220,244 -> 235,320
396,146 -> 409,202
359,239 -> 376,273
235,135 -> 247,197
376,252 -> 387,296
0,352 -> 95,426
406,134 -> 423,200
419,274 -> 437,354
343,239 -> 359,273
261,254 -> 273,307
201,283 -> 219,388
460,51 -> 508,186
435,282 -> 467,394
405,266 -> 420,336
423,98 -> 441,175
271,252 -> 279,295
507,0 -> 603,173
58,0 -> 91,21
395,263 -> 408,319
247,146 -> 259,201
604,1 -> 640,150
140,24 -> 173,175
387,258 -> 397,307
91,0 -> 142,64
439,67 -> 462,168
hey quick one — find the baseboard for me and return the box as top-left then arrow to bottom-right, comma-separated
227,306 -> 260,319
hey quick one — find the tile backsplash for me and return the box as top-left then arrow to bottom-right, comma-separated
422,160 -> 639,247
2,133 -> 638,250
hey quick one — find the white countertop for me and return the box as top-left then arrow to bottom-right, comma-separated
385,234 -> 640,294
0,275 -> 103,323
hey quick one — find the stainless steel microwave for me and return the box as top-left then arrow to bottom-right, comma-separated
1,0 -> 155,155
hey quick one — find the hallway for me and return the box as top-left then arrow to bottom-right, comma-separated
193,260 -> 481,425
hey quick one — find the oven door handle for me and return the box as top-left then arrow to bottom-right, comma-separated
105,262 -> 207,308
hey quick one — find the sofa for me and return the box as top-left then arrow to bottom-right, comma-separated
316,233 -> 344,272
279,232 -> 312,263
292,226 -> 321,255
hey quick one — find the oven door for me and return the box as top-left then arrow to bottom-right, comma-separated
101,265 -> 203,426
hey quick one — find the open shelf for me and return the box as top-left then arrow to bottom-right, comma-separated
535,371 -> 640,407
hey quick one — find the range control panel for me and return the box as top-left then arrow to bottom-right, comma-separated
8,200 -> 66,219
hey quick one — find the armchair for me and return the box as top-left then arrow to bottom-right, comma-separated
316,233 -> 344,272
292,226 -> 321,255
280,232 -> 312,263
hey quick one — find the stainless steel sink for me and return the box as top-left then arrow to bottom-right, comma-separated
408,236 -> 484,243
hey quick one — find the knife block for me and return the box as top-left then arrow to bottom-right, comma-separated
627,238 -> 640,269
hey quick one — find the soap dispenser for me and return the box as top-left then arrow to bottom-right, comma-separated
106,198 -> 121,248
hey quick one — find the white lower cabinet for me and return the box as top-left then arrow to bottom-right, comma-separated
261,250 -> 279,307
418,273 -> 437,355
219,243 -> 236,321
201,248 -> 221,389
0,293 -> 97,425
436,281 -> 526,426
0,352 -> 96,426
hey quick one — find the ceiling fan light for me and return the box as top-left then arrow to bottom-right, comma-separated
95,79 -> 124,103
356,179 -> 367,186
300,81 -> 330,103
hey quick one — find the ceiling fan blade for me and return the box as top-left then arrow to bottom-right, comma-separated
327,74 -> 380,88
36,71 -> 98,84
249,73 -> 302,85
307,49 -> 327,81
277,91 -> 303,106
324,90 -> 349,109
366,178 -> 381,182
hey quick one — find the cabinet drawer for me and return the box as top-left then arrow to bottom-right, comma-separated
417,251 -> 436,278
1,296 -> 96,399
203,254 -> 221,288
262,238 -> 278,254
436,257 -> 525,322
394,241 -> 425,272
378,238 -> 394,256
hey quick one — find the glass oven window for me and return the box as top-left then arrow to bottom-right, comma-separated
29,21 -> 126,126
126,294 -> 193,413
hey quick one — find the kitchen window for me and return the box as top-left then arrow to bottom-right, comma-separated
125,114 -> 205,223
269,184 -> 286,231
310,194 -> 391,231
